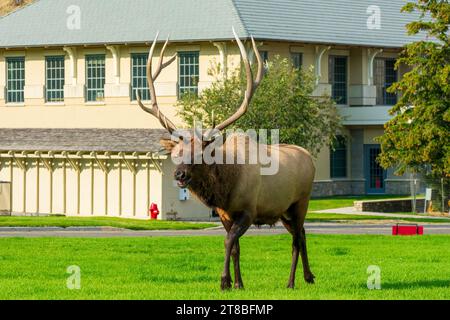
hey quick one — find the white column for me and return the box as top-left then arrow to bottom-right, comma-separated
104,45 -> 130,98
63,47 -> 78,85
106,45 -> 120,85
312,46 -> 332,96
315,45 -> 331,85
63,47 -> 84,98
213,42 -> 228,78
367,48 -> 383,86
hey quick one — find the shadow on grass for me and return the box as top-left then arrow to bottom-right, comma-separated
382,279 -> 450,290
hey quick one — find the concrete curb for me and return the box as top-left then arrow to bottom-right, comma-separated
0,226 -> 123,232
312,207 -> 450,220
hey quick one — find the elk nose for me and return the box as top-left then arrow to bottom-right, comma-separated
175,170 -> 186,181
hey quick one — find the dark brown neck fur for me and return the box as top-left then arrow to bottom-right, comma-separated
188,163 -> 241,210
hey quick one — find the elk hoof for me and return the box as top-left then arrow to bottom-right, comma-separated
305,273 -> 315,284
287,282 -> 295,289
221,276 -> 232,291
234,282 -> 244,290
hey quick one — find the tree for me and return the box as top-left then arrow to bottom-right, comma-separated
176,56 -> 342,156
377,0 -> 450,178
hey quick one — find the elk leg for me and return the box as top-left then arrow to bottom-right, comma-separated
231,239 -> 244,289
299,226 -> 315,284
294,199 -> 315,284
283,199 -> 315,289
221,213 -> 251,291
288,231 -> 300,289
220,217 -> 243,288
281,215 -> 299,289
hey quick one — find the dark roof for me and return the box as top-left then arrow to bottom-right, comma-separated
0,0 -> 424,49
0,128 -> 169,153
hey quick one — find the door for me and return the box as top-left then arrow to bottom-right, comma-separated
364,145 -> 386,194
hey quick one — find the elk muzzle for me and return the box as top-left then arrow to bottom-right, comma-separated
175,169 -> 191,188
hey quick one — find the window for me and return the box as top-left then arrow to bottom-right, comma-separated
291,52 -> 303,69
329,56 -> 348,104
6,57 -> 25,103
260,51 -> 269,63
178,51 -> 199,97
374,58 -> 397,105
45,56 -> 65,102
131,53 -> 150,101
85,55 -> 105,102
330,136 -> 347,178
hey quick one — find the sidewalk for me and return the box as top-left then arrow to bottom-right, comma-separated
1,223 -> 450,237
313,207 -> 450,220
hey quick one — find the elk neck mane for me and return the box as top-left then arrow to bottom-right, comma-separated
188,162 -> 242,210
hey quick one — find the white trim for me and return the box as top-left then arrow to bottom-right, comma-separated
84,102 -> 105,106
63,47 -> 77,85
315,46 -> 331,85
4,103 -> 25,107
289,45 -> 305,53
106,45 -> 120,84
212,42 -> 227,78
44,102 -> 65,107
176,45 -> 200,52
367,48 -> 383,86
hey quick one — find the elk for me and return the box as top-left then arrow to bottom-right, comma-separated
136,29 -> 316,290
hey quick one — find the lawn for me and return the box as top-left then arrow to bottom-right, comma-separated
0,235 -> 449,300
0,216 -> 216,230
308,195 -> 421,212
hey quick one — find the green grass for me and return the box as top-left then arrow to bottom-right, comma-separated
309,195 -> 422,212
0,212 -> 447,232
0,216 -> 216,230
306,213 -> 450,224
0,235 -> 449,299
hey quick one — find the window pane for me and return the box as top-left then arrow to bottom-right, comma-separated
329,56 -> 347,105
178,51 -> 199,97
130,53 -> 150,101
374,58 -> 398,105
85,55 -> 105,102
291,52 -> 303,69
330,136 -> 347,178
6,57 -> 25,103
45,56 -> 65,102
384,59 -> 397,105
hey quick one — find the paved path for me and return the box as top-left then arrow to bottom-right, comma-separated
314,207 -> 450,220
1,223 -> 450,238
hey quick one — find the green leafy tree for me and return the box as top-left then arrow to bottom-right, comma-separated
377,0 -> 450,178
176,56 -> 342,156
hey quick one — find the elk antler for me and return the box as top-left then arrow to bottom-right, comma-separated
136,32 -> 178,134
212,27 -> 265,133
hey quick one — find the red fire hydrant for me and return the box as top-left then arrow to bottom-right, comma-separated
149,203 -> 160,220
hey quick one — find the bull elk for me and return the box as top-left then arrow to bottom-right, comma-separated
136,29 -> 316,290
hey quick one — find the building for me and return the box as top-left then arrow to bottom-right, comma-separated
0,0 -> 424,219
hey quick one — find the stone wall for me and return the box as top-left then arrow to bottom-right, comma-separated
312,180 -> 358,197
354,198 -> 425,213
385,180 -> 417,195
312,179 -> 412,197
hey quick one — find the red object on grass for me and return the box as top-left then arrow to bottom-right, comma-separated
149,203 -> 160,220
392,224 -> 423,236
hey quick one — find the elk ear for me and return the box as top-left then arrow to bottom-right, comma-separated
159,139 -> 178,152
